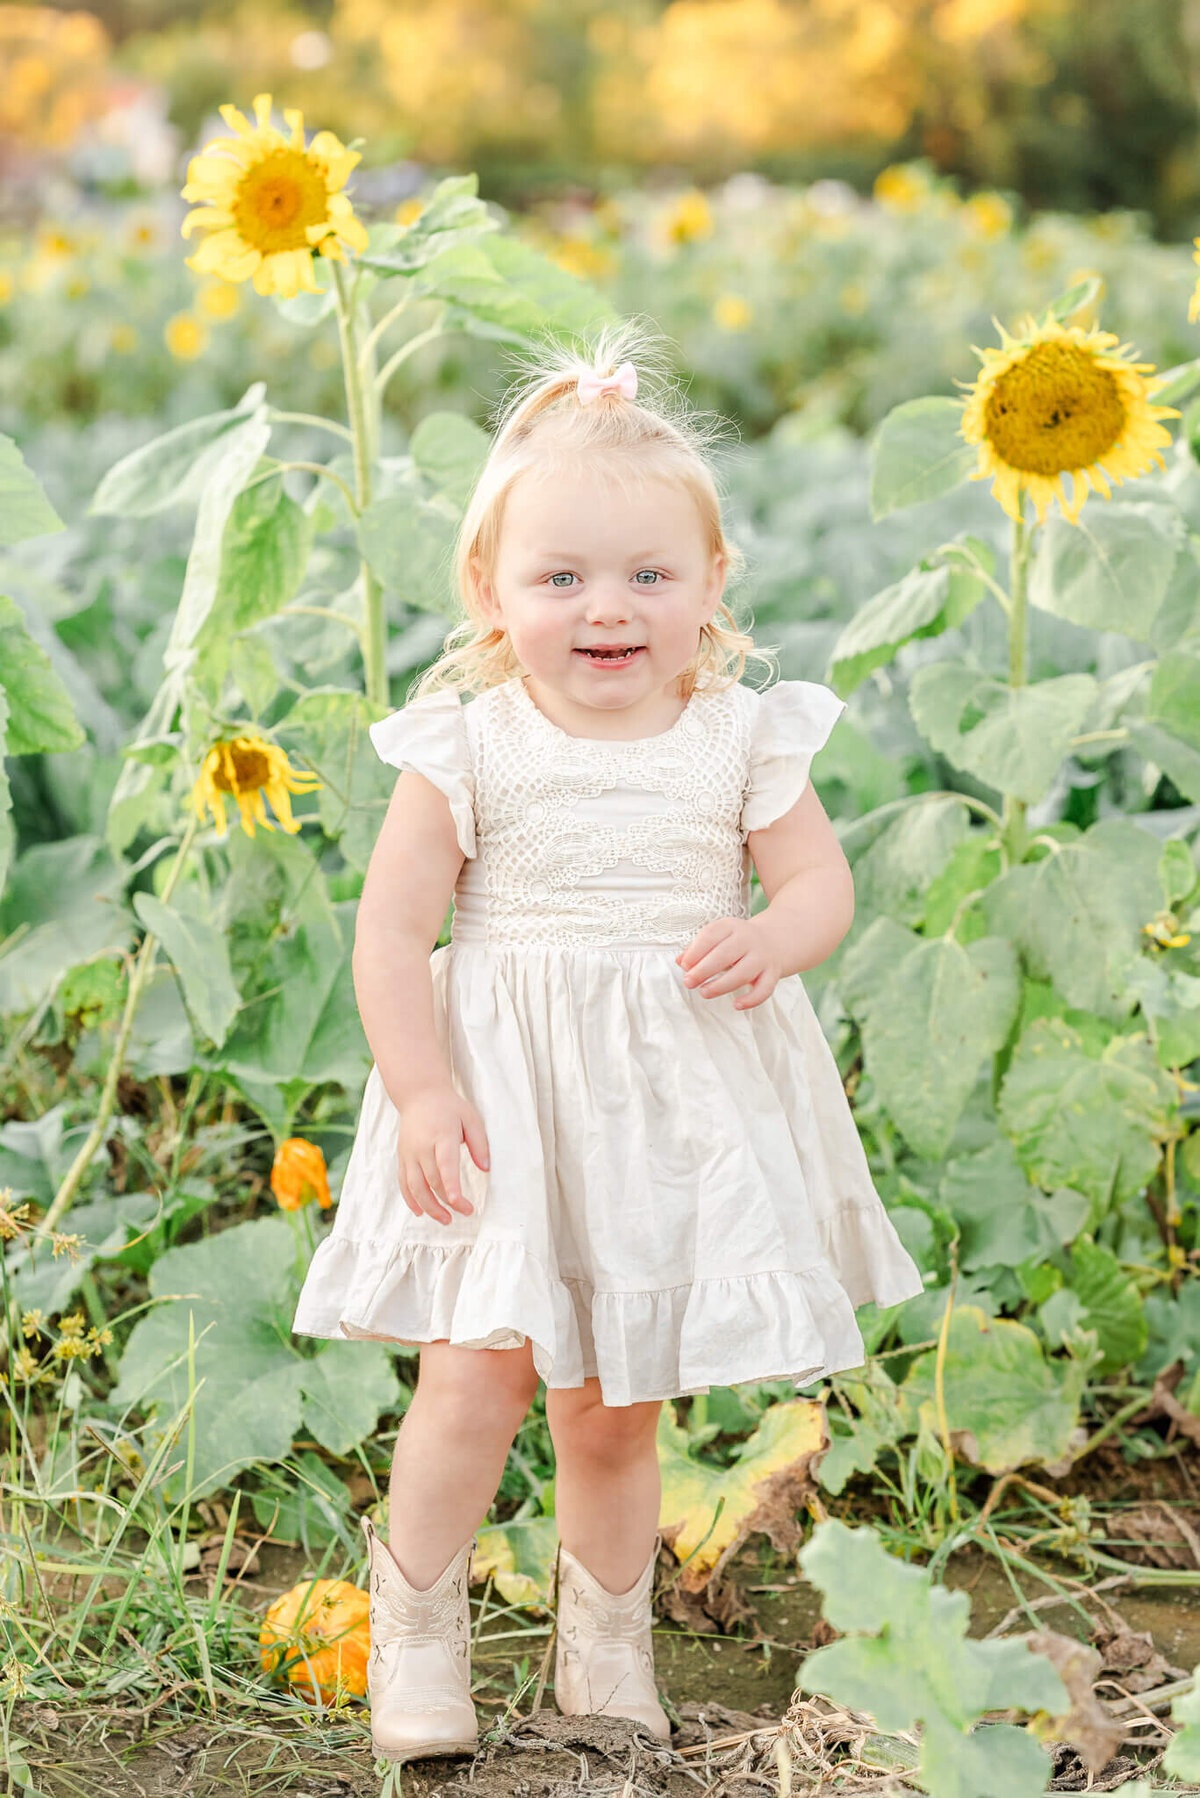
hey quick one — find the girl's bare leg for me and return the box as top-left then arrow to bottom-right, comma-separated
545,1380 -> 663,1592
387,1338 -> 540,1589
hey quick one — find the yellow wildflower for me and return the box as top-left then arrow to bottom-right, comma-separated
165,313 -> 208,360
0,1192 -> 31,1240
196,279 -> 241,319
181,93 -> 369,299
873,164 -> 928,214
713,293 -> 751,331
20,1310 -> 44,1339
658,190 -> 713,248
963,192 -> 1013,240
191,733 -> 322,839
50,1232 -> 84,1262
0,271 -> 12,304
959,312 -> 1179,525
394,197 -> 425,227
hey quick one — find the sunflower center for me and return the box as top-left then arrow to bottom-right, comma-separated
233,149 -> 331,255
983,340 -> 1127,476
214,744 -> 272,793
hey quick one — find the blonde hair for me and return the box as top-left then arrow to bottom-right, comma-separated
407,317 -> 778,704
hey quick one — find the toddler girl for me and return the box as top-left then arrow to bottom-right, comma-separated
292,321 -> 922,1763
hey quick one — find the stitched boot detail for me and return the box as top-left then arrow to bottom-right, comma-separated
361,1514 -> 479,1762
553,1535 -> 671,1740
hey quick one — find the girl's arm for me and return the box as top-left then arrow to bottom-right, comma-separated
352,770 -> 467,1108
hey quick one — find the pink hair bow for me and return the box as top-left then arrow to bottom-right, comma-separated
577,360 -> 638,405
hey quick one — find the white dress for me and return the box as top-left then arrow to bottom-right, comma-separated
291,674 -> 923,1406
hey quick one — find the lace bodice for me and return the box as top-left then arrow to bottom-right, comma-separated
369,674 -> 845,950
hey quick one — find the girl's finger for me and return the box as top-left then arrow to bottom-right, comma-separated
696,956 -> 757,998
436,1141 -> 472,1214
415,1159 -> 453,1225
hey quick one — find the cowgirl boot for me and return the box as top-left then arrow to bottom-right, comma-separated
553,1534 -> 671,1740
360,1514 -> 479,1763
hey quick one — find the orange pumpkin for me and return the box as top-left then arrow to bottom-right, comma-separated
259,1577 -> 371,1700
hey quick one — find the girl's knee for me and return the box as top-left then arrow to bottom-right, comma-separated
547,1386 -> 662,1455
417,1339 -> 540,1422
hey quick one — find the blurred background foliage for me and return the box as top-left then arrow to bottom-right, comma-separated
5,0 -> 1200,230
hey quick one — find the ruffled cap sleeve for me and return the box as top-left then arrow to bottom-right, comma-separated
369,688 -> 476,859
741,680 -> 846,837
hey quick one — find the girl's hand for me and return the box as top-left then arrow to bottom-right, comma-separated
676,916 -> 783,1011
396,1084 -> 490,1226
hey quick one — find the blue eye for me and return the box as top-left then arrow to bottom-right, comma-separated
549,573 -> 575,588
635,570 -> 660,584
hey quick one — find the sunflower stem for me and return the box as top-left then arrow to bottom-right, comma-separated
1000,502 -> 1031,870
331,261 -> 387,711
34,814 -> 201,1242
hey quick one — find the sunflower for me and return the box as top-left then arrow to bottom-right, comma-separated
191,734 -> 321,839
959,312 -> 1178,525
180,93 -> 369,298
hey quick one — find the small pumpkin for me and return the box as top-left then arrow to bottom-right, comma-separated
259,1577 -> 370,1700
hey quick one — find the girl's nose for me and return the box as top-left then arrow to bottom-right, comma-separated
585,589 -> 632,622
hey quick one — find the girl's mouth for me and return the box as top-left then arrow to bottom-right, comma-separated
574,647 -> 645,668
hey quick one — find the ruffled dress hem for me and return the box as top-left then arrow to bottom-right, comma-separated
290,1216 -> 924,1407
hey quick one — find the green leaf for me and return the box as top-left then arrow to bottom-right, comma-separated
201,469 -> 314,637
1129,648 -> 1200,804
868,397 -> 976,521
940,1139 -> 1089,1271
110,1216 -> 398,1501
89,385 -> 268,517
1047,276 -> 1105,322
1159,838 -> 1196,910
853,928 -> 1021,1159
357,173 -> 497,277
217,901 -> 367,1137
998,1016 -> 1176,1211
357,487 -> 459,615
1065,1237 -> 1147,1376
0,834 -> 129,1016
0,433 -> 64,544
1163,1674 -> 1200,1779
472,1516 -> 561,1611
409,411 -> 491,507
657,1398 -> 827,1588
900,1306 -> 1087,1473
277,688 -> 394,872
299,1338 -> 404,1457
799,1519 -> 1063,1797
162,414 -> 274,674
131,892 -> 240,1050
1120,950 -> 1200,1068
829,552 -> 985,694
977,820 -> 1163,1022
0,689 -> 11,895
0,594 -> 83,755
1028,499 -> 1184,637
1142,355 -> 1200,409
909,664 -> 1098,804
843,795 -> 973,930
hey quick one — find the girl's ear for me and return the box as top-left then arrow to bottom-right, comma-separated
703,550 -> 727,620
470,557 -> 499,622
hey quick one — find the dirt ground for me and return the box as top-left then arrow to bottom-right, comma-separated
12,1518 -> 1200,1798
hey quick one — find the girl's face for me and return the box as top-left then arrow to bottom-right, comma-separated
474,465 -> 726,733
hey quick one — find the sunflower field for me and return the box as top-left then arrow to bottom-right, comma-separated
3,87 -> 1200,1798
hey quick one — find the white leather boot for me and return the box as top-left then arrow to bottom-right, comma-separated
360,1514 -> 479,1763
553,1535 -> 671,1740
